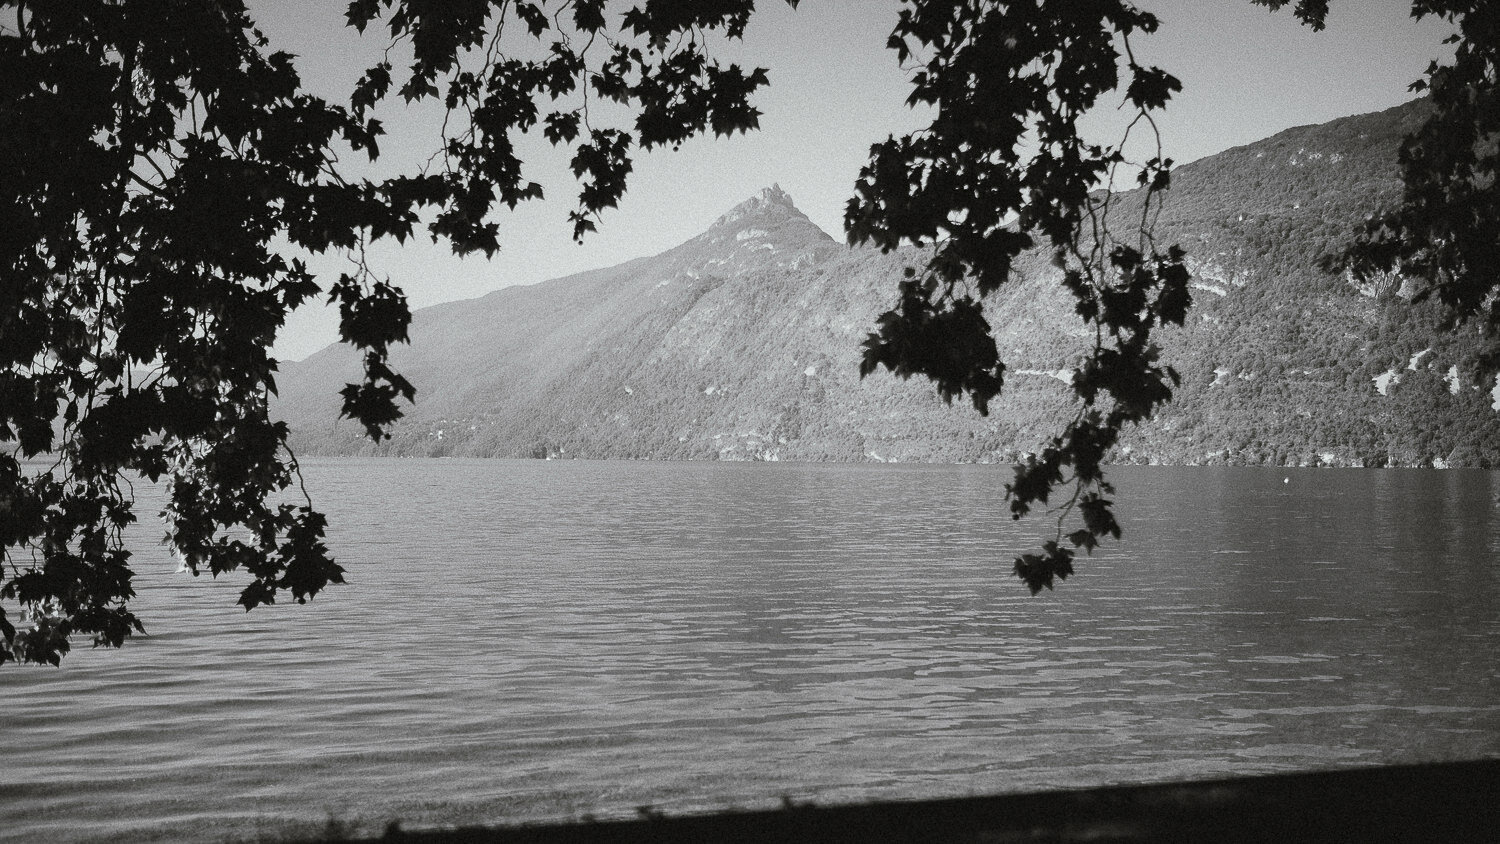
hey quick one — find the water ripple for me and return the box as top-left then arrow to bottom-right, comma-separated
2,462 -> 1498,842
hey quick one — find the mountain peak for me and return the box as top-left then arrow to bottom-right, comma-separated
669,183 -> 836,276
759,183 -> 794,206
711,183 -> 801,229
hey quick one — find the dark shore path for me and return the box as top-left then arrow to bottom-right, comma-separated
335,759 -> 1497,843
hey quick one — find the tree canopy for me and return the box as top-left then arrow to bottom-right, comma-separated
2,0 -> 1494,666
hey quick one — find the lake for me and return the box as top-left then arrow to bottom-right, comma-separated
3,461 -> 1498,842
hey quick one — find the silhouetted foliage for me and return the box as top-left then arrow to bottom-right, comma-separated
1341,2 -> 1500,355
846,2 -> 1189,591
1,0 -> 793,666
1,0 -> 1493,664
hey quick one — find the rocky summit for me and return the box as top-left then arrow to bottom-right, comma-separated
275,101 -> 1500,467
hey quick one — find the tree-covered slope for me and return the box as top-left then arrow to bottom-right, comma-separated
277,103 -> 1500,467
1119,101 -> 1500,467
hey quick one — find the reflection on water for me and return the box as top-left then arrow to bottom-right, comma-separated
2,461 -> 1497,842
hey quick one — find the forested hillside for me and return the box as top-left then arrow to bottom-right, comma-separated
276,102 -> 1500,467
1119,101 -> 1500,467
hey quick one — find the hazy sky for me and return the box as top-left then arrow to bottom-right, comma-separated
253,1 -> 1456,360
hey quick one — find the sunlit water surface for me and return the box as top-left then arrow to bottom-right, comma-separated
3,461 -> 1497,841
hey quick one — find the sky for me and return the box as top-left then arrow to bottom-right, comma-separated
251,0 -> 1458,361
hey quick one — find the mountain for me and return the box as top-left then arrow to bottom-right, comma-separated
275,103 -> 1500,467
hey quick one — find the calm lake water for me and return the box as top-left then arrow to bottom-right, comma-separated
3,460 -> 1498,842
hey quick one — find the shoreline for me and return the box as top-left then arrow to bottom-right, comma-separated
342,759 -> 1499,843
